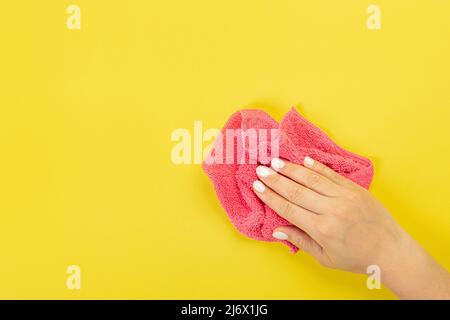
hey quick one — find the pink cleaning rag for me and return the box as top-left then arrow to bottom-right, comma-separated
202,108 -> 374,252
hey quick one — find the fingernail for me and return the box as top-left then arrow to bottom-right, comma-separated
271,158 -> 285,171
253,180 -> 265,193
256,165 -> 273,178
304,156 -> 314,168
272,231 -> 288,240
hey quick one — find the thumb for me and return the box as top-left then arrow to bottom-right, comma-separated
273,226 -> 324,261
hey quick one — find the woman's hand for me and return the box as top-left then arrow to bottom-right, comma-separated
253,157 -> 450,299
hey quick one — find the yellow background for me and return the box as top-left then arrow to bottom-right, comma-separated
0,0 -> 449,299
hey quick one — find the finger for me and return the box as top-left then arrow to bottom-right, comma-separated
302,156 -> 357,189
270,158 -> 341,197
273,226 -> 325,260
253,180 -> 318,236
256,165 -> 331,214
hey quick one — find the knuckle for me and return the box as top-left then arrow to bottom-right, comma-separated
305,173 -> 321,188
289,185 -> 303,201
269,173 -> 282,185
291,235 -> 304,248
280,201 -> 296,219
268,172 -> 278,182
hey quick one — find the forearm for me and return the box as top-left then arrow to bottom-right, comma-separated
382,233 -> 450,300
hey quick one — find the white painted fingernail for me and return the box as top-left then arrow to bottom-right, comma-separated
256,165 -> 272,178
304,156 -> 315,168
272,231 -> 288,240
253,180 -> 265,193
271,158 -> 285,171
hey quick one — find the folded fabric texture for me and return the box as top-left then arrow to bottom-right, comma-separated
202,108 -> 374,252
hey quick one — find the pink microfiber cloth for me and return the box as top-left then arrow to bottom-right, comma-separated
202,108 -> 374,252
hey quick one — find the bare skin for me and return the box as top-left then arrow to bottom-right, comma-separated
252,156 -> 450,299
